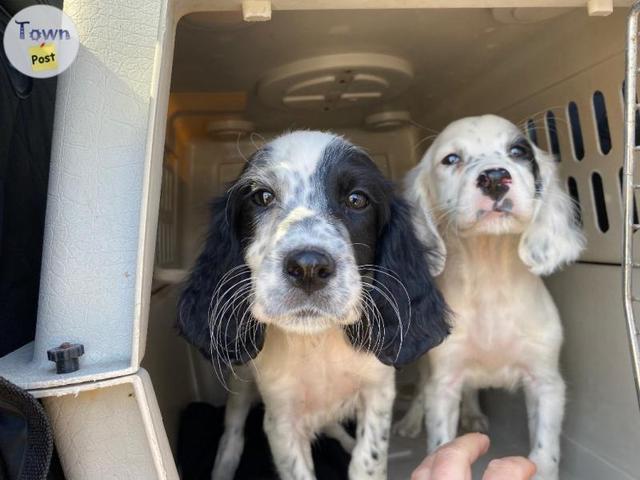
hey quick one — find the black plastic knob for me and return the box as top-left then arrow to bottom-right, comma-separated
47,343 -> 84,374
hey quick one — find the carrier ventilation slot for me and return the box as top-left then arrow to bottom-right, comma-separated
593,91 -> 612,155
546,111 -> 561,161
568,101 -> 585,160
156,164 -> 177,267
567,176 -> 583,227
526,118 -> 538,146
591,172 -> 609,233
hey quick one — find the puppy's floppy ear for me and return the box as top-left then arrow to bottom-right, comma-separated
350,195 -> 450,367
177,185 -> 265,365
404,163 -> 447,276
518,150 -> 585,275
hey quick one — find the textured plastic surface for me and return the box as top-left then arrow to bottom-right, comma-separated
0,0 -> 169,389
37,370 -> 178,480
547,266 -> 640,480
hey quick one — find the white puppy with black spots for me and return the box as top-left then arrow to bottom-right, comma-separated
395,115 -> 585,480
178,131 -> 449,480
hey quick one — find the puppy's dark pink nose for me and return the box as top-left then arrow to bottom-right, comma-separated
284,249 -> 336,293
477,168 -> 512,201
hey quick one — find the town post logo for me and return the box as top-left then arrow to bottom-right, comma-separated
3,5 -> 79,79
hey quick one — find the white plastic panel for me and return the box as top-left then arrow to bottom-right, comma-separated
547,265 -> 640,480
37,370 -> 178,480
0,0 -> 170,389
499,54 -> 628,264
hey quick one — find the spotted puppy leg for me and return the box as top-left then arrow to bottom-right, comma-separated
212,374 -> 258,480
425,373 -> 463,453
524,370 -> 565,480
263,411 -> 315,480
348,370 -> 395,480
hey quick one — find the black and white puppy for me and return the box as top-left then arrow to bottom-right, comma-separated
177,131 -> 449,480
395,115 -> 585,480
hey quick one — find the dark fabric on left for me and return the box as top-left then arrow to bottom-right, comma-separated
177,402 -> 351,480
0,377 -> 53,480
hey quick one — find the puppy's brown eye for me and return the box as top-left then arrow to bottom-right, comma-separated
441,153 -> 461,166
346,191 -> 369,210
252,189 -> 275,207
509,143 -> 533,160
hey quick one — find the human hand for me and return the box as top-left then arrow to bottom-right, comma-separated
410,433 -> 536,480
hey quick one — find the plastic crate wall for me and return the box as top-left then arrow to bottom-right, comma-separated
0,0 -> 172,389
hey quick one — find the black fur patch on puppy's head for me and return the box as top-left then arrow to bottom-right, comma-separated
345,194 -> 450,366
177,132 -> 449,371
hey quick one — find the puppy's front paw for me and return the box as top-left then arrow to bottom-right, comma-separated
392,414 -> 423,438
459,412 -> 489,434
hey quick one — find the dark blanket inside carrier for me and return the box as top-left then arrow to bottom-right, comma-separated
177,402 -> 351,480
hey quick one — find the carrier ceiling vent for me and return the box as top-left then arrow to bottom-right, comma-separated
257,53 -> 414,111
365,110 -> 412,131
207,119 -> 255,138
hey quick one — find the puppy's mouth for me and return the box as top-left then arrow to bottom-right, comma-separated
252,299 -> 361,332
457,197 -> 528,235
492,197 -> 513,213
285,303 -> 360,324
289,307 -> 327,318
476,198 -> 514,220
276,306 -> 360,334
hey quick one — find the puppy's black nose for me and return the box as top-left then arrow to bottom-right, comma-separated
284,249 -> 336,293
477,168 -> 512,201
